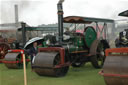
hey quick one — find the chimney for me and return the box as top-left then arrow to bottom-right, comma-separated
15,4 -> 19,23
57,0 -> 64,44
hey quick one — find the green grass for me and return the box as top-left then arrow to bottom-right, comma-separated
0,63 -> 105,85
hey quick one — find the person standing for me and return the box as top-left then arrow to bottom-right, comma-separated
28,42 -> 38,69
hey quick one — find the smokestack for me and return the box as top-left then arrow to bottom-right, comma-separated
15,4 -> 19,23
21,22 -> 26,47
57,0 -> 64,44
58,0 -> 64,4
14,5 -> 19,42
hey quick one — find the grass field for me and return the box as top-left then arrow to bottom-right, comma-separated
0,63 -> 105,85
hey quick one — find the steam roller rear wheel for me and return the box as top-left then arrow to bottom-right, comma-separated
91,41 -> 105,68
0,43 -> 10,59
4,53 -> 29,69
33,52 -> 69,77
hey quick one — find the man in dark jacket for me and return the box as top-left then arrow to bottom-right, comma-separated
29,42 -> 38,68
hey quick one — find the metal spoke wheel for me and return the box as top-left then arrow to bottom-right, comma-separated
16,54 -> 23,69
53,54 -> 69,77
0,43 -> 10,59
91,42 -> 105,68
16,53 -> 29,69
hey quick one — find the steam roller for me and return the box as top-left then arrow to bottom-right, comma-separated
99,48 -> 128,85
33,48 -> 69,77
3,51 -> 29,69
29,0 -> 114,77
99,10 -> 128,85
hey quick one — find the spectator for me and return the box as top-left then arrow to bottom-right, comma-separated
28,42 -> 38,69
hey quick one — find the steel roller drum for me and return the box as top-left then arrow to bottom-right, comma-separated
84,26 -> 97,48
103,55 -> 128,85
33,52 -> 69,77
4,53 -> 23,69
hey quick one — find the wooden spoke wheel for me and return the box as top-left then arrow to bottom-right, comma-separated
0,43 -> 10,59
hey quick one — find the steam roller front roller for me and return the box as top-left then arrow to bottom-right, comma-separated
100,48 -> 128,85
33,52 -> 69,77
4,53 -> 29,69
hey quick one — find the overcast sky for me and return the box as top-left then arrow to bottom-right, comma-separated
0,0 -> 128,26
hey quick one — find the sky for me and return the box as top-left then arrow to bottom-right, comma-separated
0,0 -> 128,26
